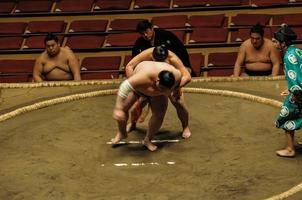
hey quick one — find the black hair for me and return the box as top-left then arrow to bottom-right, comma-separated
250,23 -> 264,37
158,70 -> 175,89
136,20 -> 153,34
44,33 -> 59,44
273,24 -> 297,46
153,45 -> 168,61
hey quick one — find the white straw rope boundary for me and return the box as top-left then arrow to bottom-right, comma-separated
0,76 -> 285,89
183,88 -> 283,108
0,89 -> 117,122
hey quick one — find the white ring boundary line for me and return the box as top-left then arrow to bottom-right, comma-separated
100,161 -> 176,167
0,86 -> 299,200
106,139 -> 180,145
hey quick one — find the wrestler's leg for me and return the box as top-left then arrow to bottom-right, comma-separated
143,95 -> 168,151
127,97 -> 149,132
112,92 -> 139,144
276,130 -> 295,157
169,91 -> 191,138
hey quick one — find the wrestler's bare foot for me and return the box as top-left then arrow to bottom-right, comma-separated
142,140 -> 158,151
182,127 -> 191,139
126,122 -> 136,133
111,132 -> 127,145
276,148 -> 295,158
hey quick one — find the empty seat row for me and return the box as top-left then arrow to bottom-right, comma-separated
1,0 -> 300,14
1,13 -> 302,37
2,26 -> 302,50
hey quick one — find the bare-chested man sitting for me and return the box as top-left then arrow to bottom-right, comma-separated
112,61 -> 182,151
233,23 -> 281,76
33,33 -> 81,82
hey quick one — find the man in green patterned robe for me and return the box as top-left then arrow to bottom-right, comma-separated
274,24 -> 301,157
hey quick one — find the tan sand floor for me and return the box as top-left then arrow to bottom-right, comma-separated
1,82 -> 302,200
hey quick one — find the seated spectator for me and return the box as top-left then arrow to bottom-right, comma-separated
33,33 -> 81,82
233,24 -> 281,76
132,20 -> 195,76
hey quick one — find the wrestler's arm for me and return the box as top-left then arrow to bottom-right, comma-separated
233,44 -> 246,77
168,51 -> 191,87
269,43 -> 281,76
67,49 -> 81,81
125,48 -> 153,77
33,56 -> 44,82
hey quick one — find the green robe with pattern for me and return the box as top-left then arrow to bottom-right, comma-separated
276,45 -> 302,131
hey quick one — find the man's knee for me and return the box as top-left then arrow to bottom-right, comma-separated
113,109 -> 128,122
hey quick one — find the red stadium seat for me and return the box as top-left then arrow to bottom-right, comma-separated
134,0 -> 171,9
0,37 -> 23,50
207,68 -> 234,76
81,56 -> 121,71
230,14 -> 271,26
189,27 -> 228,43
65,36 -> 105,50
109,19 -> 145,31
81,72 -> 120,80
0,22 -> 27,34
173,0 -> 242,7
54,0 -> 94,12
0,59 -> 34,73
171,30 -> 186,43
208,52 -> 237,68
272,14 -> 302,26
0,75 -> 30,83
207,0 -> 242,6
26,21 -> 66,34
123,55 -> 133,67
0,2 -> 15,13
172,0 -> 207,8
151,15 -> 188,29
188,14 -> 226,28
68,20 -> 108,32
206,52 -> 241,76
292,27 -> 302,40
251,0 -> 289,6
14,0 -> 53,13
24,35 -> 63,49
105,33 -> 139,47
0,59 -> 34,82
189,53 -> 205,76
93,0 -> 132,10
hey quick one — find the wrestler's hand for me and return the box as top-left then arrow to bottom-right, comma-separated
113,109 -> 126,121
280,89 -> 289,96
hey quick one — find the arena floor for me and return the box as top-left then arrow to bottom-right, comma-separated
1,77 -> 302,200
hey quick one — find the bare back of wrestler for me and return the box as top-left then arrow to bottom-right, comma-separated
112,61 -> 181,151
132,61 -> 181,96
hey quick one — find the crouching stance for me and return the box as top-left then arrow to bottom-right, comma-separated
112,61 -> 182,151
